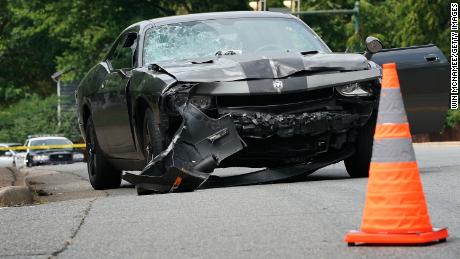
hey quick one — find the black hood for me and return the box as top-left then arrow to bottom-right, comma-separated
153,53 -> 369,83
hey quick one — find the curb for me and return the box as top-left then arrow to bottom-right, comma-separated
0,186 -> 33,206
0,167 -> 34,207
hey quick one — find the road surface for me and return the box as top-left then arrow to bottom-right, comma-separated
1,144 -> 459,258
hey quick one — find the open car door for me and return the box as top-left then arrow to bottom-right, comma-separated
371,44 -> 449,134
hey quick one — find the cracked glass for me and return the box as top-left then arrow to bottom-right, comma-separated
143,17 -> 330,64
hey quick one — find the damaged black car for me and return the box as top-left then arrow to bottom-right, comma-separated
76,12 -> 449,194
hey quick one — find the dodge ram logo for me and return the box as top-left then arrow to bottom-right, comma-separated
273,80 -> 283,93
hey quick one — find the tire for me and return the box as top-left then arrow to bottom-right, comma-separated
26,156 -> 33,167
137,107 -> 166,195
345,112 -> 377,178
141,107 -> 166,172
136,107 -> 165,195
85,116 -> 122,190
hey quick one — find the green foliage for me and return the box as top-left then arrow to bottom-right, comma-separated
0,0 -> 249,105
446,110 -> 460,128
0,95 -> 80,143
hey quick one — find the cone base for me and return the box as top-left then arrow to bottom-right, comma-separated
345,228 -> 448,245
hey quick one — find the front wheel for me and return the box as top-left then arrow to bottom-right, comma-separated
345,112 -> 377,178
85,116 -> 122,190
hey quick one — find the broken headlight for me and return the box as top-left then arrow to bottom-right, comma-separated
170,94 -> 214,110
190,95 -> 213,110
336,82 -> 372,97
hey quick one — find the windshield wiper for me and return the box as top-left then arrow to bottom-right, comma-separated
300,50 -> 319,55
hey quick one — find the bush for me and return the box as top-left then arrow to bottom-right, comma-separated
0,94 -> 81,143
446,109 -> 460,128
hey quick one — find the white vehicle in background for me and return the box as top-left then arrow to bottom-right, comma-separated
0,143 -> 22,168
15,136 -> 84,167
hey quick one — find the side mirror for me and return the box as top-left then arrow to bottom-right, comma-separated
364,36 -> 383,60
4,151 -> 13,157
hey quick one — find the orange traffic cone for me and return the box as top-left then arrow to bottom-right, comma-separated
345,63 -> 448,245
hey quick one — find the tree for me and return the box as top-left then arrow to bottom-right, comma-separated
0,0 -> 249,106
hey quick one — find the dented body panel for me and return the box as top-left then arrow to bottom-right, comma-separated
76,12 -> 448,193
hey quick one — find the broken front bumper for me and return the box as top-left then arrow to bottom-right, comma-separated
123,104 -> 245,193
122,102 -> 359,194
123,78 -> 378,194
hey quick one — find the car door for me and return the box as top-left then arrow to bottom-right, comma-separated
0,147 -> 13,167
371,45 -> 449,134
91,31 -> 138,158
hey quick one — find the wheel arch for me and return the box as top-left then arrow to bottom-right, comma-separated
80,103 -> 92,141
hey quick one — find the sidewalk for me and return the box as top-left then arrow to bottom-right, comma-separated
0,167 -> 33,206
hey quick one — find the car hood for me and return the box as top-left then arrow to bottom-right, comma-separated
152,53 -> 369,83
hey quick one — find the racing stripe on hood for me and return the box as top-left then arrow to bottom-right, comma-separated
240,59 -> 274,79
152,53 -> 369,83
242,55 -> 306,93
246,76 -> 308,94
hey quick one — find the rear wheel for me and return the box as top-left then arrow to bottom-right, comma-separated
345,112 -> 377,178
85,116 -> 122,189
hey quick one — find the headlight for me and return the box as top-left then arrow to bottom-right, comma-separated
73,153 -> 84,160
190,95 -> 213,109
168,94 -> 214,110
33,155 -> 49,161
336,82 -> 372,97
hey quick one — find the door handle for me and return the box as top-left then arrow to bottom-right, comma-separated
424,54 -> 439,63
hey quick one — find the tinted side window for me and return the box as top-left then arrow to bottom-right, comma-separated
110,33 -> 137,69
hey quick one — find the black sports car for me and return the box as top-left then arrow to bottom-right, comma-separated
76,12 -> 448,193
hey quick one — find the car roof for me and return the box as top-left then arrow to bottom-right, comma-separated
0,143 -> 21,147
148,11 -> 295,26
28,137 -> 71,141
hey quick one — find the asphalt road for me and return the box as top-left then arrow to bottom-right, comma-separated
1,143 -> 459,258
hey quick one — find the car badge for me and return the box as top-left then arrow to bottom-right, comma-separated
273,80 -> 283,93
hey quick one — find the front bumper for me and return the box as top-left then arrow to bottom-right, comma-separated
214,84 -> 377,167
125,69 -> 380,193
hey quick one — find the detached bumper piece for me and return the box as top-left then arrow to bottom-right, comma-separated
123,104 -> 244,194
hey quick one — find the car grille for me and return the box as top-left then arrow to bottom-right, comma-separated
216,87 -> 333,108
49,154 -> 72,162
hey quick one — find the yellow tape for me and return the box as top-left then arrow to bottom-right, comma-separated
0,143 -> 86,151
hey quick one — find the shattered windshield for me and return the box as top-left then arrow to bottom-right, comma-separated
143,17 -> 330,64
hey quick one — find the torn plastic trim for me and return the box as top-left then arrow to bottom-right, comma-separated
122,103 -> 245,194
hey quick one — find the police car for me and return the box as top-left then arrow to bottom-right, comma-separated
16,135 -> 84,167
